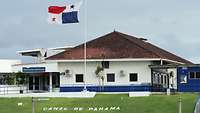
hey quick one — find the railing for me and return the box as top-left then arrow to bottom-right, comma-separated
0,85 -> 28,95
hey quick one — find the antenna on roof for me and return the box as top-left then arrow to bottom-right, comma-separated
139,38 -> 148,42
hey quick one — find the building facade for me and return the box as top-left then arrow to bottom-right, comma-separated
11,31 -> 193,92
0,59 -> 23,94
177,65 -> 200,92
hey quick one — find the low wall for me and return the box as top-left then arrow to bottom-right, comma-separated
129,92 -> 151,97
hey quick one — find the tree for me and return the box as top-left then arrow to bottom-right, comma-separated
14,72 -> 28,86
95,65 -> 105,91
5,74 -> 15,85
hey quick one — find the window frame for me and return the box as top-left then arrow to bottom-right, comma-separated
102,61 -> 109,69
189,72 -> 200,79
75,74 -> 84,83
189,72 -> 195,79
107,73 -> 115,82
129,73 -> 138,82
196,72 -> 200,79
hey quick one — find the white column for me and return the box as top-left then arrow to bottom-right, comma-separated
49,73 -> 53,92
33,76 -> 35,91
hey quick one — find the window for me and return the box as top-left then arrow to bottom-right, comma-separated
196,72 -> 200,78
107,73 -> 115,82
129,73 -> 138,82
189,72 -> 200,79
52,73 -> 60,88
189,72 -> 195,79
161,75 -> 163,84
102,61 -> 109,69
76,74 -> 84,83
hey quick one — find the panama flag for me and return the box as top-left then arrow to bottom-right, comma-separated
48,1 -> 82,24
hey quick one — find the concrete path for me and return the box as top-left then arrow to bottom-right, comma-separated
0,92 -> 96,98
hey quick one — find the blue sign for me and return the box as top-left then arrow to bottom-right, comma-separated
22,67 -> 46,73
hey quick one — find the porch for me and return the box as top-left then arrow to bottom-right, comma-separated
11,62 -> 60,93
27,72 -> 60,93
0,72 -> 60,94
149,65 -> 178,92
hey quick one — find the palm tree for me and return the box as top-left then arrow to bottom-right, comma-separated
95,65 -> 104,91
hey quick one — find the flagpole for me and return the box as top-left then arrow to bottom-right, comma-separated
83,0 -> 87,91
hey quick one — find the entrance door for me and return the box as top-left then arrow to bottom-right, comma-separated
35,76 -> 40,90
52,73 -> 60,88
29,76 -> 33,90
40,76 -> 49,91
29,76 -> 39,91
28,73 -> 59,92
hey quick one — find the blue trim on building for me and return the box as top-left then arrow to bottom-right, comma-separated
178,67 -> 200,92
60,85 -> 153,92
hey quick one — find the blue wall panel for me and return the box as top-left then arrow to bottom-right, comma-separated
178,67 -> 200,92
60,85 -> 152,92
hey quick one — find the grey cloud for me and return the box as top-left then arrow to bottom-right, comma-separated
0,0 -> 200,63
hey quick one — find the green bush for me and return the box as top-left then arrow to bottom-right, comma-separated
15,72 -> 27,85
5,75 -> 15,85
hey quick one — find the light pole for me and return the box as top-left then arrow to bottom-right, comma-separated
178,96 -> 182,113
32,97 -> 35,113
32,97 -> 49,113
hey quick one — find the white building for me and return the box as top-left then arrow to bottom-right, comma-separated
12,31 -> 192,92
0,59 -> 21,73
0,59 -> 21,83
0,59 -> 22,94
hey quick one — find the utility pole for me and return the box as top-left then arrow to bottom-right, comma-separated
32,97 -> 35,113
31,97 -> 49,113
178,96 -> 182,113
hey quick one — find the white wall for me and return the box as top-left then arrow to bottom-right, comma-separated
0,60 -> 21,73
59,61 -> 152,87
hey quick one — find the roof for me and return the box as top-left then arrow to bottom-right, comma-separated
48,46 -> 74,50
18,46 -> 73,58
17,48 -> 47,57
46,31 -> 193,64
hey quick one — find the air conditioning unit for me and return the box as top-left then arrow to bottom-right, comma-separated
65,69 -> 73,77
120,70 -> 126,77
60,72 -> 65,76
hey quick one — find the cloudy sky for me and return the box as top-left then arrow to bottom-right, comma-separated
0,0 -> 200,63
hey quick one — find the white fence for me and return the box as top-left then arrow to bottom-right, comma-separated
0,85 -> 28,95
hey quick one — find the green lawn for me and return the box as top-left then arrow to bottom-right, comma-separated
0,93 -> 198,113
